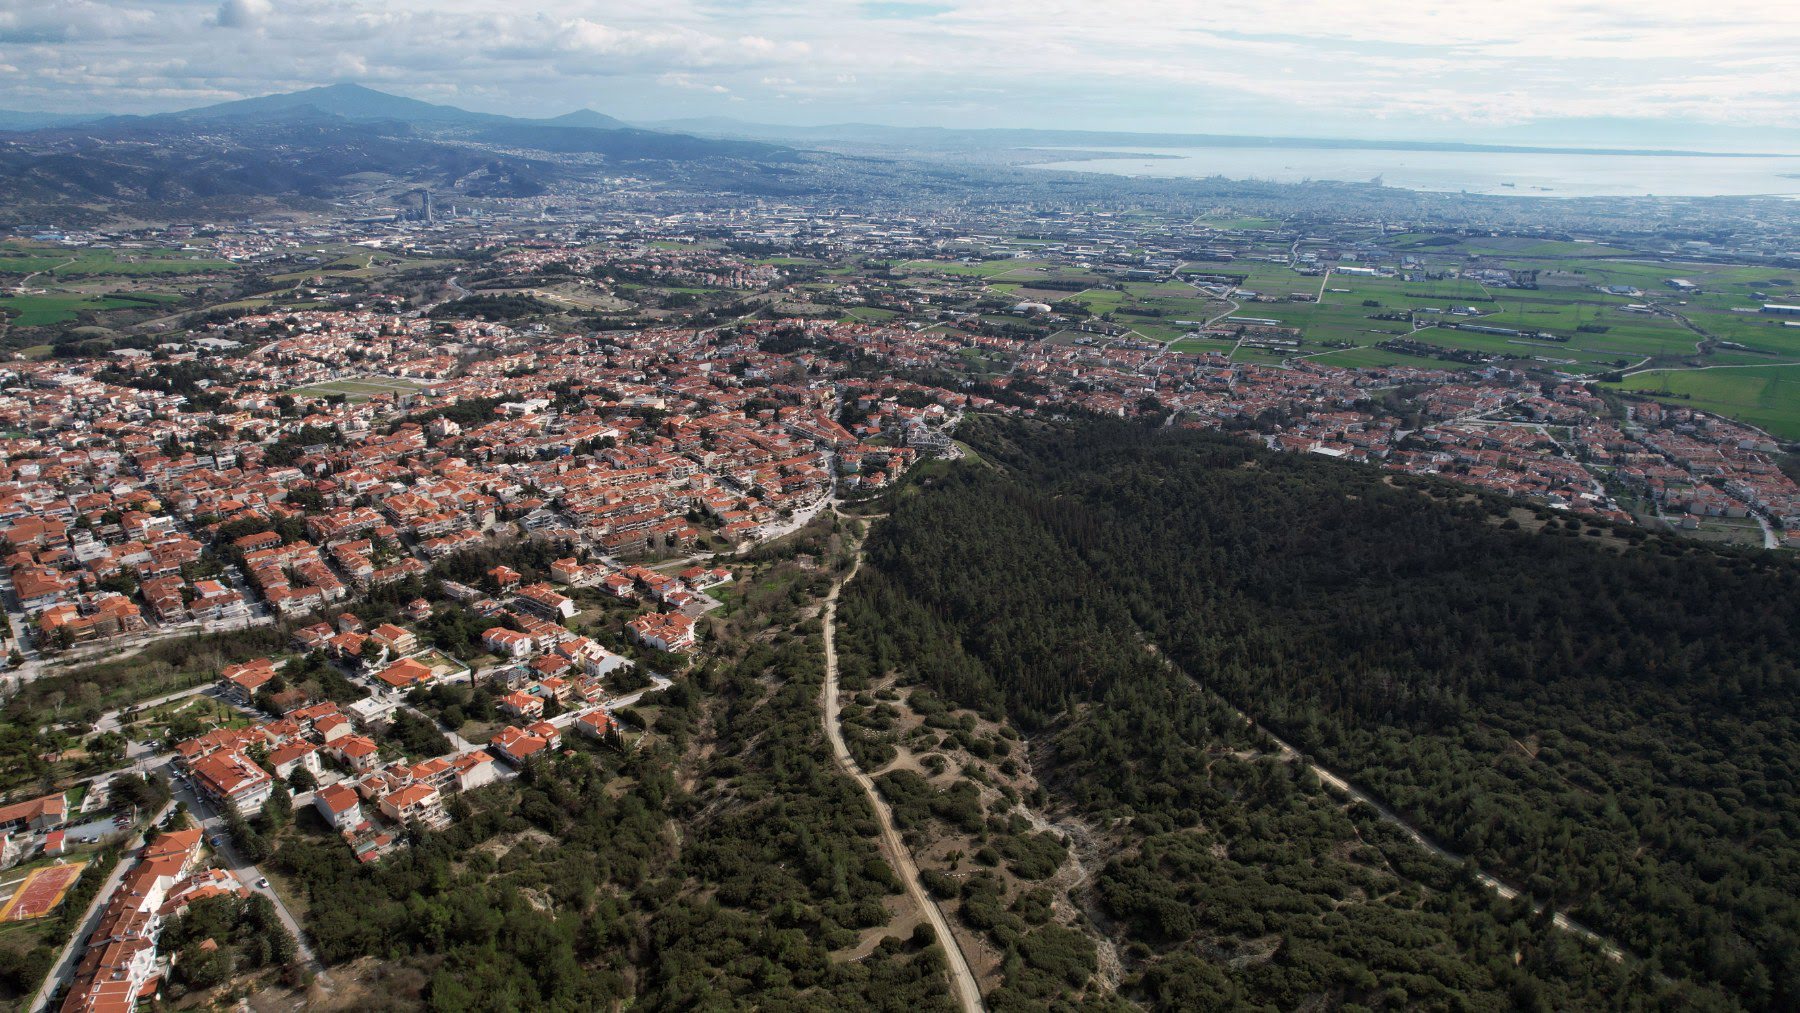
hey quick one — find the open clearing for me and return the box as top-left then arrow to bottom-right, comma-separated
289,376 -> 425,401
0,292 -> 181,327
0,243 -> 231,276
1606,364 -> 1800,440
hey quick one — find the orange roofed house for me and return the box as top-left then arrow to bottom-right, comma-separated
60,828 -> 223,1013
0,791 -> 66,835
378,783 -> 449,830
187,750 -> 273,816
627,611 -> 697,653
372,657 -> 435,696
313,783 -> 365,833
489,722 -> 560,765
219,658 -> 278,706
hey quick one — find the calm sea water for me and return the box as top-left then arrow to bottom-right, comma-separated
1028,146 -> 1800,198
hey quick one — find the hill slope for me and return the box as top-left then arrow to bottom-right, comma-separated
0,86 -> 800,223
170,82 -> 506,126
838,417 -> 1799,1009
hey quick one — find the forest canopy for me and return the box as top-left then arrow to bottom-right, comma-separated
840,416 -> 1799,1010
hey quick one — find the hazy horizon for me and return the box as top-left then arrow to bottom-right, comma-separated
1,1 -> 1796,152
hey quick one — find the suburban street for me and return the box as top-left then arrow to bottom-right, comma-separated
26,801 -> 174,1013
169,776 -> 331,988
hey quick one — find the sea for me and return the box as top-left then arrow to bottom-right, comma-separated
1026,146 -> 1800,199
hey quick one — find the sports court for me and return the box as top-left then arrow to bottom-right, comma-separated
0,861 -> 87,921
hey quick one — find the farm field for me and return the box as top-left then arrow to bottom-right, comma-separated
752,256 -> 826,267
1168,336 -> 1237,355
0,243 -> 231,276
841,306 -> 899,323
0,291 -> 181,327
268,250 -> 452,284
1305,345 -> 1423,369
1607,364 -> 1800,439
1172,264 -> 1718,373
894,258 -> 1047,278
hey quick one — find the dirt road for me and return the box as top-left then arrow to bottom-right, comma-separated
821,553 -> 985,1013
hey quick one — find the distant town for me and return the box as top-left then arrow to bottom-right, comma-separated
0,122 -> 1796,1011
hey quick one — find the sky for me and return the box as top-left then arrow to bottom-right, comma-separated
2,0 -> 1798,148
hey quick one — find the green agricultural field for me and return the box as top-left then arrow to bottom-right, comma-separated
1230,345 -> 1295,366
1607,364 -> 1800,439
0,291 -> 180,327
0,244 -> 231,276
1169,337 -> 1237,355
1126,323 -> 1191,343
1304,345 -> 1426,369
1242,271 -> 1707,372
1070,288 -> 1126,314
1198,215 -> 1281,230
753,256 -> 825,267
270,253 -> 453,285
895,258 -> 1043,278
203,298 -> 334,313
842,306 -> 899,322
952,346 -> 1014,375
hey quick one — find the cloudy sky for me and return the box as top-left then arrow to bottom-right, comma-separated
2,0 -> 1797,146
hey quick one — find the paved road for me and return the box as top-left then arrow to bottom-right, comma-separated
27,800 -> 175,1013
597,673 -> 673,713
172,777 -> 332,987
743,489 -> 834,549
1753,512 -> 1781,549
820,551 -> 985,1013
94,683 -> 215,735
4,612 -> 273,695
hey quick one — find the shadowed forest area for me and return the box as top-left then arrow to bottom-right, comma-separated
838,416 -> 1799,1010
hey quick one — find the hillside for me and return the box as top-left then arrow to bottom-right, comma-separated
835,417 -> 1800,1009
0,85 -> 798,224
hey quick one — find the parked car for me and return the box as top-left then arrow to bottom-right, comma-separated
255,877 -> 269,889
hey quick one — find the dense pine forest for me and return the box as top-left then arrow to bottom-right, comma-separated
838,417 -> 1800,1010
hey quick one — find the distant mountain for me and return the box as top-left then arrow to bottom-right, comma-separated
539,109 -> 629,131
173,83 -> 508,127
646,117 -> 1788,159
0,86 -> 806,224
172,86 -> 630,134
0,119 -> 558,210
476,123 -> 794,162
156,85 -> 783,161
0,109 -> 105,131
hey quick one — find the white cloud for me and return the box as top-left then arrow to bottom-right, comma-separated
0,0 -> 1792,140
211,0 -> 272,30
659,72 -> 729,94
0,0 -> 157,43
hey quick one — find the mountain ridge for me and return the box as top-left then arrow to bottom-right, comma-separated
641,117 -> 1792,159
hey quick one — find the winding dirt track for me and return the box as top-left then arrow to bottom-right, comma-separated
821,552 -> 986,1013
